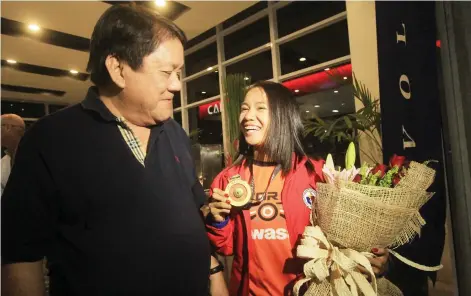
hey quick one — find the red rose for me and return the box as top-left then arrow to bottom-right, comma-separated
390,154 -> 406,168
353,174 -> 362,183
392,175 -> 401,186
371,164 -> 388,178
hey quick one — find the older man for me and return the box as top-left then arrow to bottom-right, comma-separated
1,114 -> 25,196
1,4 -> 223,296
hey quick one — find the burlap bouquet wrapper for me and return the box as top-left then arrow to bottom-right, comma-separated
294,161 -> 437,296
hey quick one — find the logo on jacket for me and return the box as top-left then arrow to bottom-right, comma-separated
249,192 -> 285,221
302,188 -> 317,209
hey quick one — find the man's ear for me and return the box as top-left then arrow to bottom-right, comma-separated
105,55 -> 125,88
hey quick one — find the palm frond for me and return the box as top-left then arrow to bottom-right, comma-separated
304,72 -> 382,153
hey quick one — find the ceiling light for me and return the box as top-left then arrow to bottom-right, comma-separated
341,102 -> 345,106
6,59 -> 17,64
299,57 -> 306,62
294,89 -> 299,93
305,110 -> 310,113
215,70 -> 218,73
314,105 -> 320,108
244,77 -> 249,81
70,69 -> 79,74
332,109 -> 339,113
207,67 -> 213,71
202,91 -> 206,94
324,68 -> 330,71
155,0 -> 166,7
343,76 -> 348,80
28,24 -> 40,32
334,90 -> 339,93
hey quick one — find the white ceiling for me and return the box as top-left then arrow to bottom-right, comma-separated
1,0 -> 256,105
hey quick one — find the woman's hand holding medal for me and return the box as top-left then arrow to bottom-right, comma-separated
208,188 -> 232,222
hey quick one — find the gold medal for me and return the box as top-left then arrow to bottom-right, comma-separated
225,175 -> 252,207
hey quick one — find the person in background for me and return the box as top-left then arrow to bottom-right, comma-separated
206,81 -> 390,295
1,113 -> 25,196
1,4 -> 223,296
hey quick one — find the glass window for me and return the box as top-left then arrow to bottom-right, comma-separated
186,72 -> 220,104
224,17 -> 270,60
277,1 -> 346,37
222,1 -> 268,29
185,42 -> 218,77
279,20 -> 350,75
1,101 -> 45,118
188,100 -> 223,145
173,111 -> 182,126
282,64 -> 354,162
49,104 -> 67,114
226,51 -> 273,82
185,27 -> 216,50
173,92 -> 181,109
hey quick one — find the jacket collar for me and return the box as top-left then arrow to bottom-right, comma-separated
222,153 -> 313,182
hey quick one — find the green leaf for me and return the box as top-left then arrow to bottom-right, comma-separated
344,116 -> 353,129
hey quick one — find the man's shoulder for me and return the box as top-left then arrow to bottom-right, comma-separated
31,104 -> 84,130
163,118 -> 189,142
164,118 -> 185,134
21,104 -> 88,146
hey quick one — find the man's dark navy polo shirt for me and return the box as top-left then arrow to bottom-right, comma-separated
1,87 -> 211,295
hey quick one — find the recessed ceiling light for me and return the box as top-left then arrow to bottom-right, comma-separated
294,89 -> 299,93
70,69 -> 79,74
215,70 -> 218,73
305,110 -> 310,113
341,102 -> 345,106
314,105 -> 320,108
299,57 -> 306,62
334,90 -> 339,93
332,109 -> 339,113
6,59 -> 17,64
207,67 -> 213,71
155,0 -> 166,7
324,68 -> 330,71
28,24 -> 40,32
343,76 -> 348,80
244,77 -> 249,81
202,91 -> 206,94
21,108 -> 25,111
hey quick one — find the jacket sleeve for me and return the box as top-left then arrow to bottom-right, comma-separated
205,170 -> 235,256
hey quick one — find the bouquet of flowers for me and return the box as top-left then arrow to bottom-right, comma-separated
294,143 -> 442,296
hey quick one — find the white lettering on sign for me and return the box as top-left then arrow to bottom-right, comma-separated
396,22 -> 416,149
402,125 -> 417,149
396,23 -> 407,45
207,103 -> 220,115
399,74 -> 411,100
251,228 -> 289,240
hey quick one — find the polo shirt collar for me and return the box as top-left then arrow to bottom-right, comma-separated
81,86 -> 168,130
81,86 -> 118,122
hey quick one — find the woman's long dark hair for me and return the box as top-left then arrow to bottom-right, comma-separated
234,81 -> 312,176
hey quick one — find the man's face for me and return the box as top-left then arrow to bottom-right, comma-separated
1,115 -> 25,148
120,38 -> 184,125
